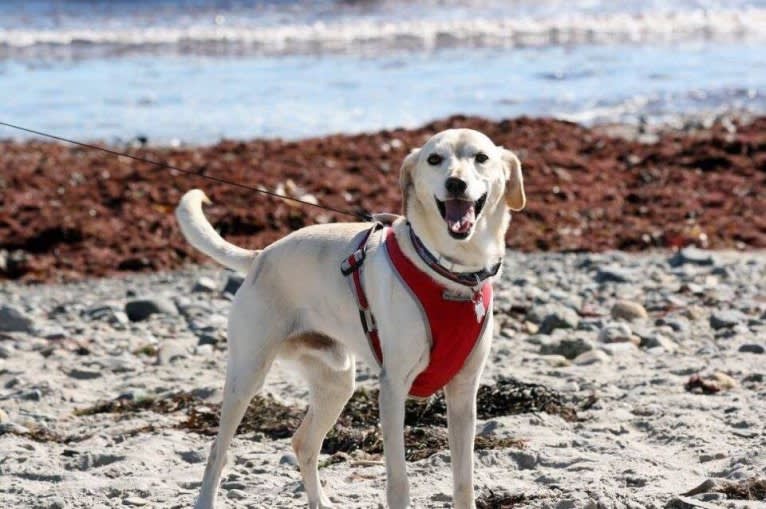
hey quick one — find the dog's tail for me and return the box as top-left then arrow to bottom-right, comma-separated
175,189 -> 259,273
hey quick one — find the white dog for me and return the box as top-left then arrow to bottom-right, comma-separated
176,128 -> 525,509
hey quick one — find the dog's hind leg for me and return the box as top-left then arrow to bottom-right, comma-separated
288,336 -> 355,509
194,312 -> 282,509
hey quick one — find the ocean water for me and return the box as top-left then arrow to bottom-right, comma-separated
1,0 -> 765,143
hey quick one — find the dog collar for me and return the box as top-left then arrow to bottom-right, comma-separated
407,224 -> 502,287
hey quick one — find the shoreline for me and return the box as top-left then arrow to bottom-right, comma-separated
1,114 -> 765,284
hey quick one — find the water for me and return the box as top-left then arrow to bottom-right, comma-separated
1,0 -> 765,143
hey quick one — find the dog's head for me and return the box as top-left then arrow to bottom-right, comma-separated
399,129 -> 525,262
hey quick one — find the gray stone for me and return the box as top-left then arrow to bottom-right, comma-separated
279,453 -> 299,466
46,496 -> 66,509
611,300 -> 648,321
123,497 -> 150,506
222,481 -> 248,490
180,450 -> 206,464
595,266 -> 635,283
0,304 -> 34,333
227,490 -> 248,500
738,344 -> 764,354
125,297 -> 178,322
598,323 -> 633,343
157,342 -> 188,365
573,349 -> 610,365
709,310 -> 747,329
539,307 -> 580,334
509,450 -> 538,469
642,334 -> 677,352
0,422 -> 30,434
223,274 -> 245,295
67,368 -> 103,380
192,276 -> 218,293
669,247 -> 715,267
20,389 -> 42,401
540,337 -> 594,359
0,344 -> 13,359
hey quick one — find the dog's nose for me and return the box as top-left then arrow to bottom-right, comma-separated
445,177 -> 468,195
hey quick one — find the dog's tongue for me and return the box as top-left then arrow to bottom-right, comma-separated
444,199 -> 475,234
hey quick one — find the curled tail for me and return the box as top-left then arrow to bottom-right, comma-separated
175,189 -> 259,273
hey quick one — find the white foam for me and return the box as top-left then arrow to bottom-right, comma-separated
1,8 -> 765,57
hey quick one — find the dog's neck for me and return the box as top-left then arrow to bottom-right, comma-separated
405,199 -> 509,273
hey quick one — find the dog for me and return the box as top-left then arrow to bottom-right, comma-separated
176,128 -> 525,509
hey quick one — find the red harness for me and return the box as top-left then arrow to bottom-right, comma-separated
342,225 -> 492,398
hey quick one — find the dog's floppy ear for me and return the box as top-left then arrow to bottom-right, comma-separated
399,148 -> 420,215
501,148 -> 526,211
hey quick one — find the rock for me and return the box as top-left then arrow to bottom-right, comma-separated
46,496 -> 66,509
711,372 -> 737,390
595,266 -> 635,283
709,310 -> 746,329
196,344 -> 214,356
509,450 -> 538,469
192,276 -> 218,293
0,304 -> 34,333
125,297 -> 178,322
0,344 -> 13,359
227,490 -> 247,500
223,274 -> 245,295
279,453 -> 299,466
222,481 -> 248,490
597,323 -> 634,343
538,307 -> 580,334
611,300 -> 648,321
738,343 -> 765,354
67,368 -> 103,380
157,342 -> 188,365
600,342 -> 639,356
40,326 -> 68,340
541,354 -> 571,367
20,389 -> 42,401
0,408 -> 8,423
573,349 -> 610,365
669,247 -> 715,267
540,337 -> 594,359
642,334 -> 677,352
666,496 -> 721,509
123,497 -> 150,506
0,422 -> 30,435
179,450 -> 206,464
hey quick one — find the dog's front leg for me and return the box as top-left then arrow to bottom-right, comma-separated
444,324 -> 492,509
444,374 -> 480,509
379,372 -> 410,509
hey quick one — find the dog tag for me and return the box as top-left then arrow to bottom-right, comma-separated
473,294 -> 485,323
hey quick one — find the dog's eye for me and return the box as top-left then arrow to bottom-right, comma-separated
475,153 -> 488,163
427,153 -> 443,165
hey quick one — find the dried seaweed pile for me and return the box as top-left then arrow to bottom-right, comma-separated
70,376 -> 581,461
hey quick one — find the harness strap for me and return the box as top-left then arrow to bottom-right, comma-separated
341,223 -> 385,363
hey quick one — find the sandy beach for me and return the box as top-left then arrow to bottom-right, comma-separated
1,242 -> 765,507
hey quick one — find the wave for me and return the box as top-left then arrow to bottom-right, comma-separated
2,7 -> 766,58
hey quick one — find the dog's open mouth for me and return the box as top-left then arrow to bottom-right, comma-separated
435,193 -> 487,240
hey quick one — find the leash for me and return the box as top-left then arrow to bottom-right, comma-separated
0,121 -> 372,221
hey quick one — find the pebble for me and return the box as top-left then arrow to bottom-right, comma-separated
123,497 -> 150,506
573,349 -> 610,365
0,304 -> 35,333
709,310 -> 747,329
0,408 -> 9,423
125,297 -> 178,322
192,276 -> 218,293
0,344 -> 13,359
540,337 -> 594,360
738,343 -> 765,354
157,342 -> 188,365
642,334 -> 677,352
223,274 -> 245,295
595,266 -> 635,283
279,453 -> 299,466
227,490 -> 248,500
67,368 -> 103,380
538,307 -> 580,334
597,323 -> 635,343
610,300 -> 648,321
669,247 -> 715,267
